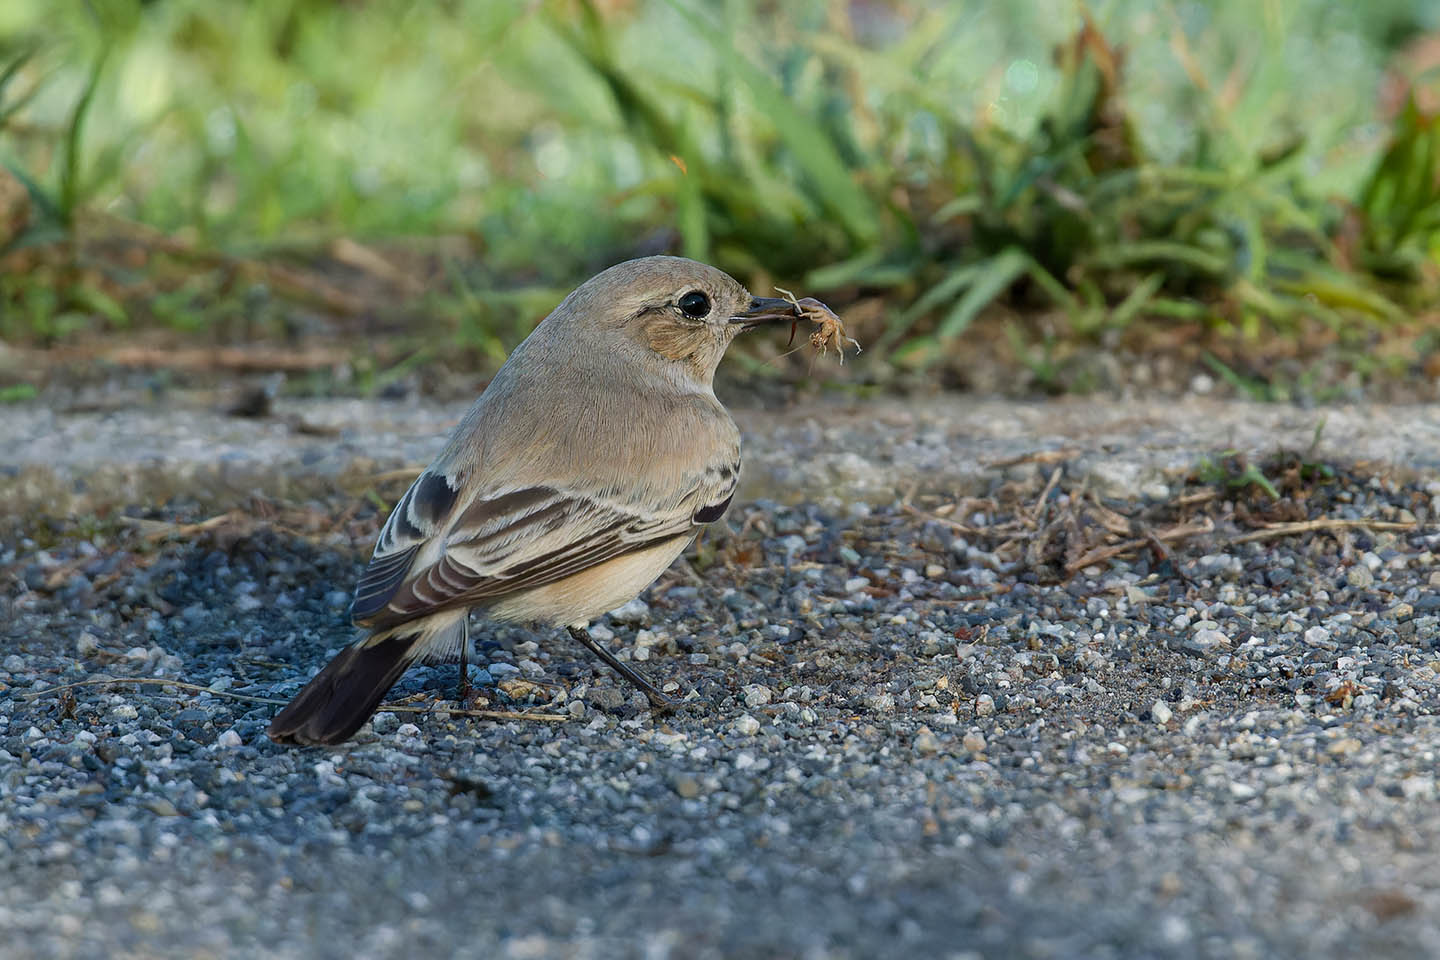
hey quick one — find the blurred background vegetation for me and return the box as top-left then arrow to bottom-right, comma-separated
2,0 -> 1439,395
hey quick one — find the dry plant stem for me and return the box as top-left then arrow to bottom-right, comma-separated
1065,518 -> 1216,573
101,345 -> 351,373
1030,466 -> 1065,524
89,211 -> 370,316
1063,515 -> 1420,572
126,513 -> 238,543
899,503 -> 985,536
1085,493 -> 1134,536
984,448 -> 1082,470
1228,518 -> 1418,544
18,676 -> 569,723
370,466 -> 428,486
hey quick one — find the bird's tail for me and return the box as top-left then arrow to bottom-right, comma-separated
267,610 -> 466,746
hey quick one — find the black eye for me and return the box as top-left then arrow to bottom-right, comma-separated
678,290 -> 711,319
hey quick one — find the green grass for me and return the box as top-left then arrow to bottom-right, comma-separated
1193,429 -> 1338,502
1194,450 -> 1283,499
1,0 -> 1439,374
0,382 -> 38,403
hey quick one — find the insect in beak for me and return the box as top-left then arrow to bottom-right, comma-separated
729,296 -> 798,331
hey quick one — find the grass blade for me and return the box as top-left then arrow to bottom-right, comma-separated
938,247 -> 1030,339
1086,241 -> 1230,276
1108,271 -> 1165,328
663,0 -> 879,243
58,47 -> 109,228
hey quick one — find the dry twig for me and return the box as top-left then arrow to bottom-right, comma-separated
1065,518 -> 1215,573
900,503 -> 985,536
125,512 -> 241,543
984,448 -> 1082,470
1228,518 -> 1417,545
18,676 -> 569,723
1028,466 -> 1065,525
102,345 -> 352,372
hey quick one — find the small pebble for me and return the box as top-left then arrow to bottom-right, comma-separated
1190,629 -> 1229,649
742,684 -> 773,708
144,799 -> 179,817
1327,737 -> 1363,756
609,599 -> 650,624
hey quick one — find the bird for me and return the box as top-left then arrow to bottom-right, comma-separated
267,256 -> 799,745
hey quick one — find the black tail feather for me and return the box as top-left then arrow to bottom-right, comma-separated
267,633 -> 419,746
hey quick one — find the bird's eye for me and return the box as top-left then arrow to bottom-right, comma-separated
678,290 -> 711,319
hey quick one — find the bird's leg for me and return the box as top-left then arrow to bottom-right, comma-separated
567,626 -> 682,712
456,616 -> 471,702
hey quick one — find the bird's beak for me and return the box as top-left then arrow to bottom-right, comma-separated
729,296 -> 797,330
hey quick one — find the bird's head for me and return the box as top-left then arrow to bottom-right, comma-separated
548,256 -> 795,389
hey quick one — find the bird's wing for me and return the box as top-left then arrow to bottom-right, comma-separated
351,458 -> 738,629
350,470 -> 464,621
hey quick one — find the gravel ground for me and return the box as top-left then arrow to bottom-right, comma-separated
4,392 -> 1440,959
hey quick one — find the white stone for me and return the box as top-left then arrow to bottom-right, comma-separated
608,598 -> 650,623
742,684 -> 773,708
1151,700 -> 1174,725
732,715 -> 760,736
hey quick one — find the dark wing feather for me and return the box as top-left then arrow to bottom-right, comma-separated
350,544 -> 419,620
350,469 -> 461,624
694,492 -> 733,524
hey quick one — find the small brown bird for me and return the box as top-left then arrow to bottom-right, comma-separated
268,256 -> 798,745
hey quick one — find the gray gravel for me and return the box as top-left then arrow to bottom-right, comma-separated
5,392 -> 1440,958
